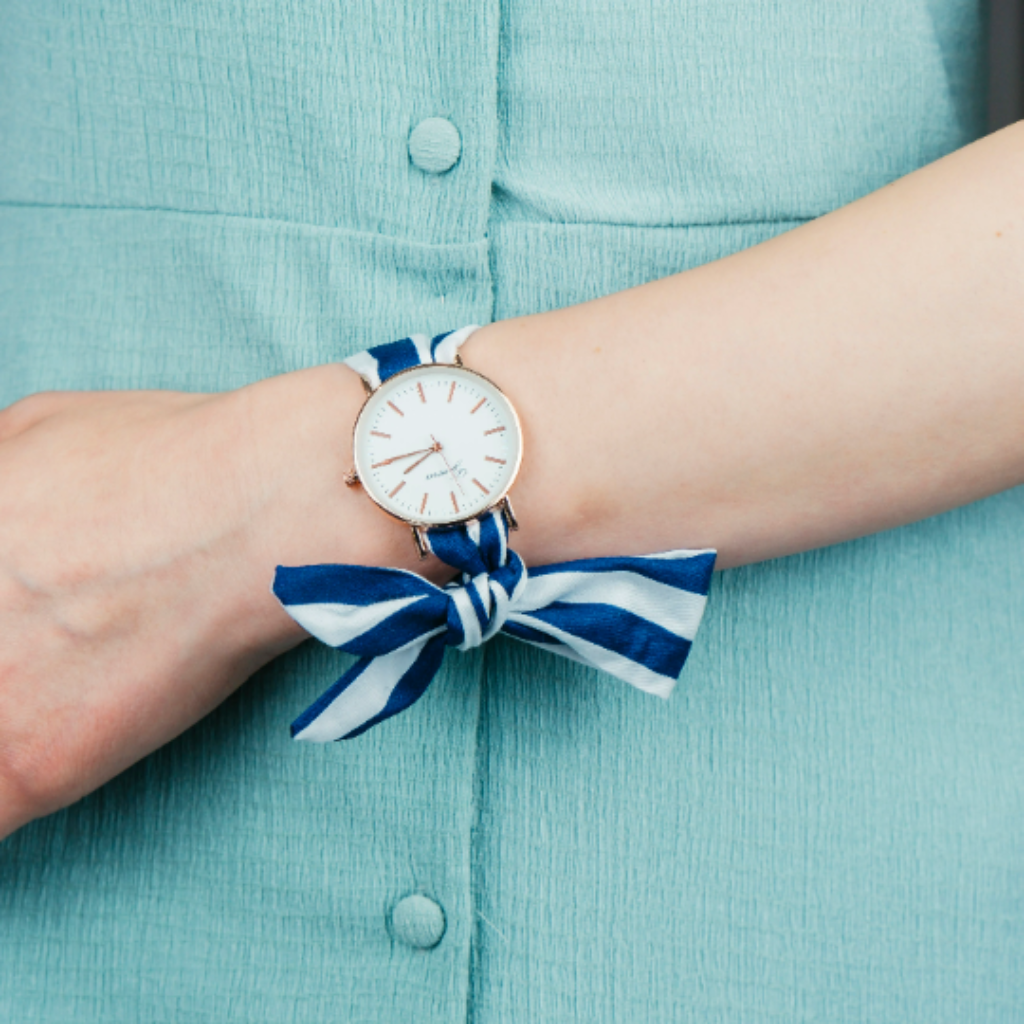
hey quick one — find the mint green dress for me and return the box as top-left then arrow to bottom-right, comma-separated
2,2 -> 1019,1021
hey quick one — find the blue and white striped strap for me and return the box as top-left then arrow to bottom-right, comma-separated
343,323 -> 483,390
273,508 -> 717,742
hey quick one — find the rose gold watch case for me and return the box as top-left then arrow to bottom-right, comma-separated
345,360 -> 524,549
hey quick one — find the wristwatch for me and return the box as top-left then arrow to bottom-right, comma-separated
342,324 -> 522,558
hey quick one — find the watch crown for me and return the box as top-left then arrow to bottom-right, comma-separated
344,468 -> 360,487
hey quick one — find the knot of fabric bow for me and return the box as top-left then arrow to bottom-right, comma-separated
273,510 -> 716,742
434,524 -> 525,651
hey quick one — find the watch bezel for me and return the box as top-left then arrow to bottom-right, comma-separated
350,361 -> 524,530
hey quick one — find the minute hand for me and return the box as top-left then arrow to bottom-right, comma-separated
371,447 -> 434,469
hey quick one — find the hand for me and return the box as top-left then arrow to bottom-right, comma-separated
430,434 -> 465,495
372,445 -> 436,469
0,367 -> 452,839
403,442 -> 441,474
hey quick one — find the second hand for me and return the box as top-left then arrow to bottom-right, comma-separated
431,434 -> 465,496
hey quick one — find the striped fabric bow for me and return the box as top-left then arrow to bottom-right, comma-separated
273,510 -> 716,742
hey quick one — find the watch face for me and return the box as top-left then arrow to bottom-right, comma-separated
352,363 -> 523,526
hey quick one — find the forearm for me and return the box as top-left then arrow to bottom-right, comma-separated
463,122 -> 1024,571
8,125 -> 1022,836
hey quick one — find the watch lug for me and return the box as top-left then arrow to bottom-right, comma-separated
359,376 -> 374,397
453,353 -> 464,367
344,468 -> 360,487
411,525 -> 430,560
500,495 -> 519,531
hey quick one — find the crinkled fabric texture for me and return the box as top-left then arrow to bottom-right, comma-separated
2,2 -> 1021,1022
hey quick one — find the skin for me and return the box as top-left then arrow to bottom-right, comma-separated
2,120 -> 1024,839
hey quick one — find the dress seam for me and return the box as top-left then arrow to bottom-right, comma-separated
0,198 -> 488,251
0,198 -> 814,236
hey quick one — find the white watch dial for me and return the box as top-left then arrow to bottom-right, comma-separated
352,363 -> 523,526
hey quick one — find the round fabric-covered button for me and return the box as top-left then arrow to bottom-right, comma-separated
408,117 -> 462,174
391,893 -> 447,949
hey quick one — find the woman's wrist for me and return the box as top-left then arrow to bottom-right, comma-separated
237,324 -> 588,666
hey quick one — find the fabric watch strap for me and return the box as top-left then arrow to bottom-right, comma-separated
271,325 -> 718,742
342,323 -> 482,390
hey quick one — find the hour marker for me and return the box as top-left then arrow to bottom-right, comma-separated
371,430 -> 391,439
389,481 -> 406,498
388,400 -> 404,416
447,382 -> 456,403
485,456 -> 506,465
471,398 -> 486,414
472,478 -> 490,495
451,491 -> 459,513
484,426 -> 506,435
417,382 -> 426,403
419,493 -> 429,514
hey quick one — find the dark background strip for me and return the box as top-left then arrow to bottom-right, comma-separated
988,0 -> 1024,130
